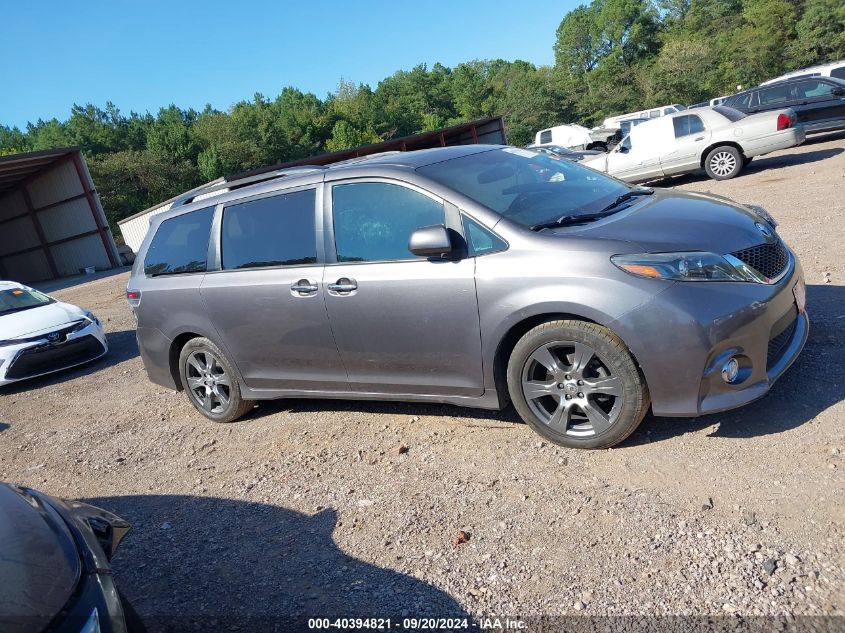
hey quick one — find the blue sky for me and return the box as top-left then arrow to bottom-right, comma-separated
1,1 -> 579,129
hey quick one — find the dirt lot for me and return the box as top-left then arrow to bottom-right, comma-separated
2,133 -> 844,629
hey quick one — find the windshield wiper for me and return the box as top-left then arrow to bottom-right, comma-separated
531,212 -> 617,231
530,188 -> 654,232
594,188 -> 654,215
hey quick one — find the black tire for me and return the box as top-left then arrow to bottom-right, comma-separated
178,337 -> 253,423
506,320 -> 650,449
704,145 -> 744,180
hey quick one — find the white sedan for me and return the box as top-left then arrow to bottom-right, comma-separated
581,105 -> 805,183
0,281 -> 107,387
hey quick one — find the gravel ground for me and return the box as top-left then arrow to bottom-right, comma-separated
1,133 -> 844,630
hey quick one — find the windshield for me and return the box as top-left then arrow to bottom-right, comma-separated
418,147 -> 630,228
0,286 -> 53,316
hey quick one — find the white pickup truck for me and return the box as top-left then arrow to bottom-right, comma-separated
581,105 -> 805,182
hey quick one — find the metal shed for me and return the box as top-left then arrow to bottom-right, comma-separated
0,148 -> 120,283
118,117 -> 507,252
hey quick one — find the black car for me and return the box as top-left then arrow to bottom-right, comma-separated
722,76 -> 845,134
0,483 -> 136,633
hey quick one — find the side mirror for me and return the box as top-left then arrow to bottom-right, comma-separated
832,87 -> 845,97
408,225 -> 454,257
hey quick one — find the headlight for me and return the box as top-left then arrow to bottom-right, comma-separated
611,252 -> 746,281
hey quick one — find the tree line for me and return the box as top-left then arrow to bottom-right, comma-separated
1,0 -> 842,234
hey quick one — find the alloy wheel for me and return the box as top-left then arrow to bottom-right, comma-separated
521,341 -> 623,437
709,151 -> 737,177
185,350 -> 232,414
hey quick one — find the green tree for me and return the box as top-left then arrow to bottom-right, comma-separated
87,150 -> 201,229
788,0 -> 845,67
325,120 -> 381,152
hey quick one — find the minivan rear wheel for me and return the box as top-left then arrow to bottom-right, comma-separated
507,320 -> 649,449
178,337 -> 253,423
704,146 -> 743,180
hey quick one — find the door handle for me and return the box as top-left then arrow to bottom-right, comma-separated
327,277 -> 357,293
694,136 -> 705,141
291,279 -> 318,296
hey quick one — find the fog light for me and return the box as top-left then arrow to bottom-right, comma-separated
721,357 -> 740,383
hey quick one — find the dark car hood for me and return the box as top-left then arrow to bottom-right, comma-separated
0,484 -> 81,633
549,189 -> 775,254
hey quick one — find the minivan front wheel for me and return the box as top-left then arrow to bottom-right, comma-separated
178,337 -> 253,423
507,320 -> 650,449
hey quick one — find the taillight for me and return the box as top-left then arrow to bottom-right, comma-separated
126,289 -> 141,307
776,113 -> 792,131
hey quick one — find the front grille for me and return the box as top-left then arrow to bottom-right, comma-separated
5,335 -> 105,380
767,305 -> 798,370
731,241 -> 789,281
3,320 -> 86,346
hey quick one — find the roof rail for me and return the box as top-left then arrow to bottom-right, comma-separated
171,165 -> 326,208
329,151 -> 403,167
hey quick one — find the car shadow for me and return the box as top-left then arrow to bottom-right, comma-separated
659,147 -> 844,187
249,396 -> 520,427
89,494 -> 471,632
624,284 -> 844,446
0,329 -> 139,396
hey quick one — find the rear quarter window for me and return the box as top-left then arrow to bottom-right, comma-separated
144,207 -> 215,277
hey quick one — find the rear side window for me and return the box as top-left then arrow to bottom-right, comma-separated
144,207 -> 214,277
540,130 -> 552,144
724,92 -> 753,109
672,115 -> 705,138
758,85 -> 793,106
221,189 -> 317,270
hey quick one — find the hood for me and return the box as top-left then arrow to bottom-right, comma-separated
548,189 -> 776,254
0,301 -> 86,340
0,484 -> 81,633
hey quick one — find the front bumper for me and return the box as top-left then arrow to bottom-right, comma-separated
0,320 -> 108,387
614,251 -> 808,417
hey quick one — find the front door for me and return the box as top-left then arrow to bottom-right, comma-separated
322,180 -> 483,396
606,134 -> 664,182
792,79 -> 845,130
200,187 -> 348,391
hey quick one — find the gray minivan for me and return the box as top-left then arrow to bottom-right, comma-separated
128,146 -> 808,449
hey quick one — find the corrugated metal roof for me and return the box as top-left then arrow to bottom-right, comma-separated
0,147 -> 80,198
